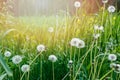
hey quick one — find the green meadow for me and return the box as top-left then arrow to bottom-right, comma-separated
0,0 -> 120,80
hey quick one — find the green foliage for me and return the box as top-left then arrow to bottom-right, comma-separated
0,54 -> 13,76
0,1 -> 120,80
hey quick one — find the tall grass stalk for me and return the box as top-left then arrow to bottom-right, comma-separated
20,52 -> 42,80
97,51 -> 107,78
74,41 -> 95,80
99,69 -> 113,80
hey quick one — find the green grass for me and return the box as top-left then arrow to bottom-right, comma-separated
0,6 -> 120,80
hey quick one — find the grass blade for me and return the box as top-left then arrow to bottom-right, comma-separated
0,54 -> 13,76
0,73 -> 7,80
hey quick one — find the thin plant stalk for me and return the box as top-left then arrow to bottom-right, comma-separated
99,69 -> 113,80
101,3 -> 106,25
73,48 -> 76,78
92,40 -> 98,79
52,62 -> 55,80
62,71 -> 70,80
73,41 -> 95,80
40,54 -> 43,80
97,51 -> 107,78
20,52 -> 42,80
70,46 -> 73,80
20,72 -> 26,80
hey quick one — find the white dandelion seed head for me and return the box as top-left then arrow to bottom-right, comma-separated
93,34 -> 100,39
110,63 -> 120,73
108,54 -> 117,61
98,26 -> 104,31
21,64 -> 30,72
94,25 -> 99,30
12,55 -> 22,64
68,60 -> 73,68
115,64 -> 120,73
110,63 -> 116,68
4,51 -> 11,57
48,27 -> 54,33
74,1 -> 81,8
37,44 -> 45,52
48,55 -> 57,62
70,38 -> 80,47
116,64 -> 120,69
108,5 -> 116,13
69,60 -> 73,64
76,39 -> 85,48
102,0 -> 108,4
94,25 -> 104,31
70,38 -> 85,48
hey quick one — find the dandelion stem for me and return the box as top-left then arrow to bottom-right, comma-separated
40,55 -> 43,80
70,67 -> 72,80
101,3 -> 106,25
19,65 -> 21,78
52,62 -> 55,80
27,71 -> 29,80
73,48 -> 76,78
76,8 -> 78,17
70,46 -> 73,80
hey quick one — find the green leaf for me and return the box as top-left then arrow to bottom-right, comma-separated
0,73 -> 7,80
0,54 -> 13,76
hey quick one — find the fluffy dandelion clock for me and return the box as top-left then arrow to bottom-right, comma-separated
115,64 -> 120,73
70,38 -> 85,48
76,39 -> 85,48
108,5 -> 116,13
111,64 -> 120,73
74,1 -> 81,8
37,44 -> 45,52
94,25 -> 99,30
68,60 -> 73,68
110,63 -> 116,68
93,34 -> 100,39
12,55 -> 22,64
108,54 -> 117,61
69,60 -> 73,64
4,51 -> 11,57
21,64 -> 30,72
102,0 -> 108,4
98,26 -> 104,31
48,55 -> 57,62
70,38 -> 80,47
48,27 -> 54,33
94,25 -> 104,31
